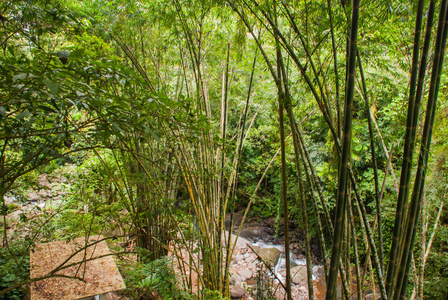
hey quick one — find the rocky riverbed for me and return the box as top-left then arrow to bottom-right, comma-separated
226,233 -> 327,299
168,232 -> 327,300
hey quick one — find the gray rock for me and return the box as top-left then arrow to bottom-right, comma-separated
365,293 -> 380,300
279,269 -> 287,277
224,232 -> 251,247
240,226 -> 270,241
28,191 -> 40,202
235,254 -> 244,262
230,286 -> 247,299
278,266 -> 308,284
230,274 -> 242,285
291,266 -> 308,285
225,213 -> 244,229
37,174 -> 51,187
250,245 -> 260,252
238,268 -> 253,280
255,247 -> 281,267
37,189 -> 51,198
313,265 -> 325,279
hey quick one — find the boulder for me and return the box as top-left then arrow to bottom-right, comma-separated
230,286 -> 247,299
299,286 -> 307,292
314,275 -> 327,300
313,265 -> 325,279
229,274 -> 242,285
37,174 -> 51,187
240,226 -> 271,242
238,268 -> 253,280
235,254 -> 244,262
365,293 -> 380,300
225,213 -> 244,229
255,247 -> 281,267
224,232 -> 251,248
291,266 -> 308,285
279,269 -> 287,277
28,191 -> 40,202
279,266 -> 308,284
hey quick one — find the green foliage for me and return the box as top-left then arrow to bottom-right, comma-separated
0,243 -> 30,300
123,256 -> 193,300
249,197 -> 277,219
1,0 -> 448,298
1,203 -> 20,215
53,156 -> 126,238
202,289 -> 228,299
423,224 -> 448,299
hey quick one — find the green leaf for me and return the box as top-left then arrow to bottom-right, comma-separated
16,111 -> 31,119
110,121 -> 123,132
13,73 -> 27,82
0,106 -> 5,116
37,105 -> 57,113
7,45 -> 15,56
145,127 -> 160,141
44,78 -> 59,95
70,48 -> 84,58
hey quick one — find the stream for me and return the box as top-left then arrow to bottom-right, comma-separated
227,232 -> 326,299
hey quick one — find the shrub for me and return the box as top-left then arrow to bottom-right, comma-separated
0,242 -> 30,300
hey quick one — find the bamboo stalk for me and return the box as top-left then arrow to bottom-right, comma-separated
386,1 -> 432,294
326,1 -> 360,298
276,40 -> 315,300
299,137 -> 330,279
326,0 -> 342,138
348,195 -> 362,300
394,1 -> 448,297
218,42 -> 231,294
277,81 -> 292,300
357,50 -> 384,273
273,6 -> 292,295
410,201 -> 444,299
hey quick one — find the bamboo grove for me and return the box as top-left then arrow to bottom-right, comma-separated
1,0 -> 448,299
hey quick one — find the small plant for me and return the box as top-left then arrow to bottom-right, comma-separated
123,255 -> 193,300
202,288 -> 228,299
0,242 -> 30,300
1,203 -> 20,215
254,263 -> 277,300
250,197 -> 278,219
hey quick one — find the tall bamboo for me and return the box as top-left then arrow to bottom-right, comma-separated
277,79 -> 292,300
273,4 -> 292,294
278,54 -> 315,300
356,51 -> 384,273
326,0 -> 342,138
393,1 -> 448,298
385,0 -> 430,294
326,0 -> 360,298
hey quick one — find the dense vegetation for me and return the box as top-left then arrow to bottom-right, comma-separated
1,0 -> 447,299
